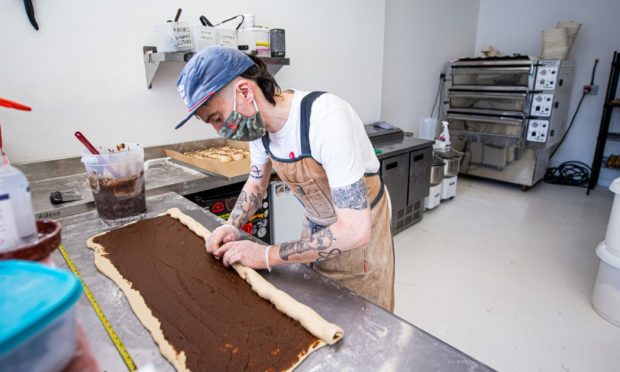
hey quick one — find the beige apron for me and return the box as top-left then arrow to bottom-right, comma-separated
262,92 -> 395,311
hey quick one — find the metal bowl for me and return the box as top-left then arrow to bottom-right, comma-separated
435,149 -> 463,178
430,157 -> 445,185
443,157 -> 461,177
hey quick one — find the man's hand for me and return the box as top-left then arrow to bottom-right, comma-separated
214,240 -> 269,269
206,224 -> 240,255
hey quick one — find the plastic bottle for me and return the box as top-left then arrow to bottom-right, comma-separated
439,121 -> 451,146
0,163 -> 37,252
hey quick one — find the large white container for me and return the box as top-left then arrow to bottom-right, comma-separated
592,178 -> 620,327
605,178 -> 620,254
592,241 -> 620,327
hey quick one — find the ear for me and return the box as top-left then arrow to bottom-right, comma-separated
235,79 -> 255,102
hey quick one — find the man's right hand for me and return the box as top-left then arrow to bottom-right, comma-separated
206,224 -> 241,256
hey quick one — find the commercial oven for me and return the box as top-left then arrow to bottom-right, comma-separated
442,56 -> 575,188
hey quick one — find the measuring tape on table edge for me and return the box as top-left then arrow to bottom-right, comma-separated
58,244 -> 137,371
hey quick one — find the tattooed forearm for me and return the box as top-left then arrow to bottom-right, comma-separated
331,178 -> 368,210
279,227 -> 337,261
229,190 -> 263,228
279,241 -> 312,260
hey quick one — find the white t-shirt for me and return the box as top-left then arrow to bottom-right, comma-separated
250,90 -> 380,188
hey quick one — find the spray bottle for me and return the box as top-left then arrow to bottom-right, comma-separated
434,120 -> 452,152
0,99 -> 37,252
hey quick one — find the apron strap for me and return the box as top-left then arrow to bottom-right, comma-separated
261,91 -> 326,158
370,176 -> 385,209
261,133 -> 271,156
364,173 -> 385,210
300,91 -> 327,156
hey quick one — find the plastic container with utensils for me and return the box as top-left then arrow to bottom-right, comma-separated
0,260 -> 83,372
154,22 -> 193,52
81,143 -> 146,220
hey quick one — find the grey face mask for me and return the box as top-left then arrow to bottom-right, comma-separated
218,93 -> 266,141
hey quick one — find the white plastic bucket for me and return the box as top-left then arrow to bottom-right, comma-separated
592,241 -> 620,327
155,22 -> 192,52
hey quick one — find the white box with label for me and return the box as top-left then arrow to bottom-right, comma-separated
155,22 -> 193,52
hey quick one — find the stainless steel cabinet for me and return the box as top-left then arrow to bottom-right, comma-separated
381,153 -> 410,221
380,147 -> 432,234
408,148 -> 432,203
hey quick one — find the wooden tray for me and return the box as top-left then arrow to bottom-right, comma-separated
165,139 -> 250,179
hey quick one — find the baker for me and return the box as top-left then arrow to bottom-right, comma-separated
174,46 -> 395,311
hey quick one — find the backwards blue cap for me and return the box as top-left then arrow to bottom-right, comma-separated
175,46 -> 255,130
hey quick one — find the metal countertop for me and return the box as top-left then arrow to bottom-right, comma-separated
52,192 -> 493,372
372,136 -> 435,160
24,136 -> 434,221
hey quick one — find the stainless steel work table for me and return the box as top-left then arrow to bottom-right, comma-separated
51,192 -> 493,371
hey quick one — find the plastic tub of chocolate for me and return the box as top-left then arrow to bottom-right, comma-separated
81,143 -> 146,220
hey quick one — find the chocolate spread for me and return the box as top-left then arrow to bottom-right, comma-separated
89,171 -> 146,219
93,215 -> 319,371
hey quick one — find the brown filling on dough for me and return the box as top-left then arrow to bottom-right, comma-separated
93,215 -> 320,371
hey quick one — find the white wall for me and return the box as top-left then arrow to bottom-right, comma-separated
0,0 -> 385,164
476,0 -> 620,185
381,0 -> 480,133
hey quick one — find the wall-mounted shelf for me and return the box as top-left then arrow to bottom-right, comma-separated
143,46 -> 290,89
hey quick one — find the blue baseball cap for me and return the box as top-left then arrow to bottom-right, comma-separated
175,46 -> 255,130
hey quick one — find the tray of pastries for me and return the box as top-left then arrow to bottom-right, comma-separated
165,140 -> 251,179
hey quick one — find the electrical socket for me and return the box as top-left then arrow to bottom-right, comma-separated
583,84 -> 599,95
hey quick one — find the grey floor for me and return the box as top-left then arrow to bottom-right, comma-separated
393,177 -> 620,372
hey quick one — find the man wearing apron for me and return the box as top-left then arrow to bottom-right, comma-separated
175,46 -> 395,311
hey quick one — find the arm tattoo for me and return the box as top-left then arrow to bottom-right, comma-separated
249,165 -> 264,179
229,190 -> 263,228
316,249 -> 342,262
279,227 -> 338,261
331,178 -> 368,210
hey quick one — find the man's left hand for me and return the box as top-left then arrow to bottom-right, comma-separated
215,240 -> 268,269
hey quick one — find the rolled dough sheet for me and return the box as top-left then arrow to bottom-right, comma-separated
86,208 -> 343,371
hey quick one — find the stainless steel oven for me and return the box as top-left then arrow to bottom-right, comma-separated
442,56 -> 575,188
